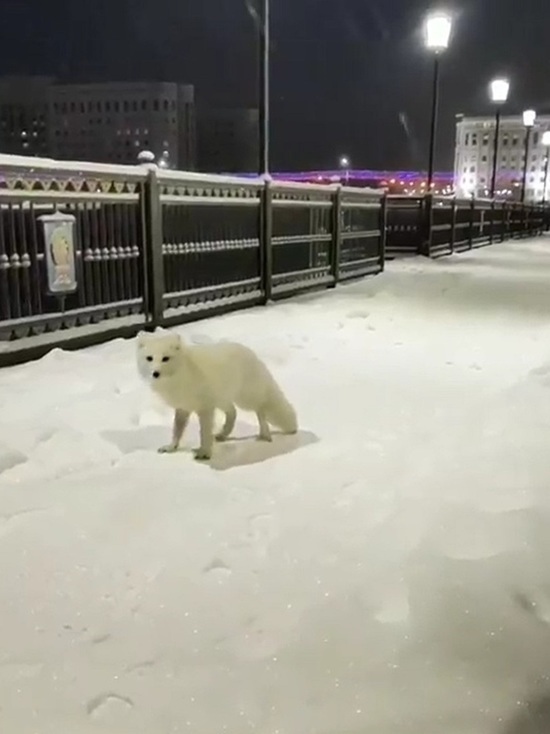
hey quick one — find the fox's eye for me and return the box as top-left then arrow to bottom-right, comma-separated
162,356 -> 170,363
146,356 -> 153,362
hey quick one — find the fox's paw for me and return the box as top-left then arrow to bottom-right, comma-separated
193,448 -> 212,461
257,432 -> 273,443
158,444 -> 178,454
215,433 -> 228,443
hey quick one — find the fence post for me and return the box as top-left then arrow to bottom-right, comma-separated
521,203 -> 528,239
378,193 -> 388,271
421,194 -> 433,257
140,165 -> 165,328
502,202 -> 509,241
260,176 -> 273,303
450,197 -> 457,253
468,196 -> 475,249
330,184 -> 342,286
489,199 -> 495,245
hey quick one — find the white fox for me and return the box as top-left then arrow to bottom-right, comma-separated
137,332 -> 298,460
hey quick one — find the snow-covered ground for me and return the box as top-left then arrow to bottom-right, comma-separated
2,239 -> 550,734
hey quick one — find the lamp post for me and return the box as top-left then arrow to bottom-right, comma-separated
258,0 -> 270,175
424,11 -> 452,190
339,155 -> 350,184
521,109 -> 536,203
542,131 -> 550,204
489,78 -> 510,198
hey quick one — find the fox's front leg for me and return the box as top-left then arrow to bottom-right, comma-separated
195,410 -> 214,461
158,409 -> 189,454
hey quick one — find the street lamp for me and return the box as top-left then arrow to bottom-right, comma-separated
339,155 -> 350,184
521,109 -> 536,203
424,11 -> 452,190
542,130 -> 550,204
489,78 -> 510,197
258,0 -> 270,175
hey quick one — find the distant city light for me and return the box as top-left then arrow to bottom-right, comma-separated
542,131 -> 550,147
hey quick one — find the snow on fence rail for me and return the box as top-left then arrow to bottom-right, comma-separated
0,154 -> 547,365
0,155 -> 386,364
386,194 -> 548,258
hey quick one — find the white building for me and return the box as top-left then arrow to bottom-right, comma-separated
454,114 -> 550,201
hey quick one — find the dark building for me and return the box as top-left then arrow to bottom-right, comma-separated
0,76 -> 53,157
0,77 -> 196,169
198,108 -> 259,174
49,82 -> 196,169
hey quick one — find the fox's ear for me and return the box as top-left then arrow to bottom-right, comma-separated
169,333 -> 183,350
136,331 -> 151,348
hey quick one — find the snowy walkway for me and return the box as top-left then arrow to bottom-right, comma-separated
2,239 -> 550,734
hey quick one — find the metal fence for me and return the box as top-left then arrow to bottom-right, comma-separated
0,155 -> 385,364
1,154 -> 548,365
386,194 -> 547,258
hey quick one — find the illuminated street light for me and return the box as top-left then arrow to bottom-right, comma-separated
339,155 -> 350,184
489,78 -> 510,197
425,12 -> 452,52
424,11 -> 453,189
521,109 -> 537,203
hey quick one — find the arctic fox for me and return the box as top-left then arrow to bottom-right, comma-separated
137,332 -> 298,460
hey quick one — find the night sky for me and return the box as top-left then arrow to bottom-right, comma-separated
1,0 -> 548,171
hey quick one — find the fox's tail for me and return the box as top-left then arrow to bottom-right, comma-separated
264,385 -> 298,434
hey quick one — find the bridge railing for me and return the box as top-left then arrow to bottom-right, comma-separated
0,155 -> 385,364
386,193 -> 548,258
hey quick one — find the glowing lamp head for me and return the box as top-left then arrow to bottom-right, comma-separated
489,78 -> 510,104
523,109 -> 536,128
425,12 -> 452,52
339,156 -> 350,169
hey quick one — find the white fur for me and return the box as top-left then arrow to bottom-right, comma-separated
136,332 -> 298,460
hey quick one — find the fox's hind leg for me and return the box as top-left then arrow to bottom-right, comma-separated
158,409 -> 189,454
215,405 -> 237,442
256,409 -> 273,442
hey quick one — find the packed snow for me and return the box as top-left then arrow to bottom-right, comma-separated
2,238 -> 550,734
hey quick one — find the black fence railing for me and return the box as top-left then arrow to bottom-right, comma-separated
386,194 -> 548,258
0,156 -> 386,364
0,154 -> 548,365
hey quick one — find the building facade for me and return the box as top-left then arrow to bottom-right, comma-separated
49,82 -> 196,169
197,108 -> 259,173
0,77 -> 196,169
0,76 -> 53,157
454,114 -> 550,201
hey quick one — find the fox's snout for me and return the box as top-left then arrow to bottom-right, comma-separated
152,371 -> 160,379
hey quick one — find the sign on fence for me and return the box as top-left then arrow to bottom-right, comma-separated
39,211 -> 78,294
